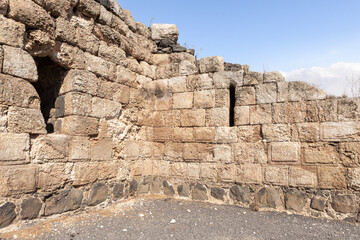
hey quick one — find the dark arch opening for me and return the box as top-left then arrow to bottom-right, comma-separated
229,84 -> 236,127
31,57 -> 67,133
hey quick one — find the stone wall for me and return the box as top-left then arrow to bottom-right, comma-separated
0,0 -> 359,229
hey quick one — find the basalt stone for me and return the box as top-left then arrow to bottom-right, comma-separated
0,202 -> 16,228
151,177 -> 162,194
177,184 -> 190,197
44,188 -> 83,216
211,187 -> 225,201
138,176 -> 152,195
87,183 -> 108,206
310,195 -> 326,211
20,198 -> 42,220
192,184 -> 208,201
172,45 -> 187,53
113,183 -> 124,199
255,187 -> 282,209
129,179 -> 138,196
331,195 -> 358,213
158,38 -> 174,48
163,180 -> 175,196
229,186 -> 251,204
285,189 -> 307,212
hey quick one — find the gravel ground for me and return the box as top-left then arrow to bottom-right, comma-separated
1,198 -> 359,240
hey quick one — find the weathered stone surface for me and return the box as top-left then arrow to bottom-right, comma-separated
91,97 -> 122,119
0,0 -> 8,15
211,187 -> 225,201
236,86 -> 256,105
320,122 -> 360,141
234,142 -> 267,164
8,107 -> 46,134
311,194 -> 326,211
349,168 -> 360,190
85,52 -> 116,80
229,186 -> 251,204
340,142 -> 360,167
264,166 -> 288,185
60,116 -> 99,136
318,99 -> 337,122
0,15 -> 25,48
2,45 -> 37,81
8,0 -> 54,33
288,81 -> 327,101
177,184 -> 191,197
77,0 -> 100,18
61,92 -> 92,117
214,144 -> 232,163
183,143 -> 207,161
173,127 -> 194,142
255,83 -> 277,104
163,180 -> 175,196
151,24 -> 179,43
277,82 -> 288,102
215,89 -> 229,107
262,124 -> 291,142
303,143 -> 338,164
237,125 -> 262,142
20,198 -> 42,220
51,42 -> 87,69
153,127 -> 173,142
0,165 -> 36,196
255,187 -> 283,209
297,123 -> 320,142
44,188 -> 83,216
87,183 -> 109,206
199,56 -> 224,73
234,106 -> 250,125
0,133 -> 29,163
31,135 -> 70,163
192,183 -> 208,200
206,107 -> 229,127
194,127 -> 215,142
194,90 -> 215,109
179,60 -> 198,76
235,164 -> 262,184
173,92 -> 193,109
264,71 -> 285,83
0,202 -> 16,228
91,138 -> 113,161
37,163 -> 70,192
249,104 -> 272,124
270,142 -> 300,163
215,127 -> 237,143
318,167 -> 346,189
113,183 -> 124,199
60,70 -> 98,96
25,30 -> 55,57
289,167 -> 317,187
331,195 -> 358,213
285,189 -> 307,212
243,71 -> 263,85
213,71 -> 243,88
42,0 -> 73,18
180,109 -> 205,127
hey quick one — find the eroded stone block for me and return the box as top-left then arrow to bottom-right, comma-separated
8,107 -> 46,134
180,109 -> 205,127
249,104 -> 272,124
0,165 -> 36,196
289,167 -> 317,187
206,107 -> 229,127
0,133 -> 29,163
0,15 -> 25,48
198,56 -> 224,73
270,142 -> 300,163
255,83 -> 277,104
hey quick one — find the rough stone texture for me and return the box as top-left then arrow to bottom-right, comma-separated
255,83 -> 277,104
263,71 -> 285,83
177,184 -> 191,197
0,165 -> 36,196
211,187 -> 225,201
0,0 -> 8,15
87,183 -> 109,206
255,187 -> 283,209
44,188 -> 83,216
288,82 -> 327,101
0,202 -> 16,228
20,198 -> 42,220
192,184 -> 208,201
270,142 -> 300,163
311,194 -> 326,211
244,71 -> 263,85
0,15 -> 25,48
113,183 -> 124,199
2,45 -> 38,81
0,133 -> 29,163
331,195 -> 358,213
7,107 -> 46,134
151,24 -> 179,43
229,186 -> 251,204
199,56 -> 224,73
285,189 -> 307,212
340,142 -> 360,167
163,180 -> 175,196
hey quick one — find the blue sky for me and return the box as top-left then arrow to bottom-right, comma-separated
119,0 -> 360,96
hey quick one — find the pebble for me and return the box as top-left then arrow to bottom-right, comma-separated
170,219 -> 176,224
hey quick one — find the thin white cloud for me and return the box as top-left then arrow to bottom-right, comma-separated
280,62 -> 360,97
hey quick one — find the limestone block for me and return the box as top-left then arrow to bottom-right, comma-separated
42,0 -> 73,18
194,90 -> 215,109
170,162 -> 187,178
288,81 -> 327,101
194,127 -> 215,142
95,22 -> 123,45
170,52 -> 196,63
198,56 -> 224,73
255,83 -> 277,104
62,92 -> 92,117
215,127 -> 237,143
73,162 -> 99,186
234,142 -> 267,164
116,65 -> 137,87
262,124 -> 291,142
236,86 -> 256,106
214,144 -> 232,163
25,29 -> 56,57
235,164 -> 262,184
206,107 -> 229,127
179,60 -> 198,76
0,0 -> 8,15
2,45 -> 37,81
75,26 -> 100,56
91,97 -> 122,119
37,163 -> 70,191
297,123 -> 320,142
77,0 -> 100,18
156,161 -> 170,177
107,0 -> 123,19
349,168 -> 360,190
174,127 -> 194,142
318,167 -> 346,189
152,111 -> 178,127
183,143 -> 207,161
234,106 -> 250,125
320,122 -> 360,141
186,74 -> 214,91
0,74 -> 40,109
153,79 -> 169,97
0,15 -> 25,48
51,42 -> 86,69
136,21 -> 151,38
0,105 -> 6,132
173,92 -> 193,109
289,167 -> 317,187
180,109 -> 205,127
200,163 -> 218,181
264,71 -> 285,83
98,5 -> 113,25
237,125 -> 262,142
127,58 -> 142,74
8,107 -> 46,134
338,98 -> 360,121
155,63 -> 179,79
31,135 -> 70,163
44,188 -> 83,216
213,71 -> 244,88
188,163 -> 200,180
303,143 -> 338,164
277,82 -> 288,102
340,142 -> 360,167
243,71 -> 263,85
270,142 -> 300,163
154,94 -> 173,111
153,127 -> 173,142
318,99 -> 337,122
70,137 -> 90,160
60,70 -> 98,96
140,61 -> 156,79
113,84 -> 130,104
85,52 -> 116,81
164,142 -> 183,161
215,89 -> 230,108
221,164 -> 235,183
264,166 -> 289,185
168,76 -> 187,93
90,138 -> 113,161
8,0 -> 55,33
0,133 -> 29,163
55,17 -> 77,45
60,116 -> 99,136
153,54 -> 170,65
0,165 -> 36,196
249,104 -> 272,124
0,46 -> 2,71
151,24 -> 179,43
